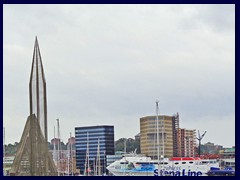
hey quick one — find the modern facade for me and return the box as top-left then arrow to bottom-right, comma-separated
75,125 -> 114,175
140,115 -> 178,158
177,128 -> 196,157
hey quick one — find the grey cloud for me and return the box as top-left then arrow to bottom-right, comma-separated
3,4 -> 234,147
177,4 -> 235,33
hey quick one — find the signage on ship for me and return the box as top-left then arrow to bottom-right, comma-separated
154,169 -> 203,176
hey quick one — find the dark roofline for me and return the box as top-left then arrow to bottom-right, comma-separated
75,125 -> 114,130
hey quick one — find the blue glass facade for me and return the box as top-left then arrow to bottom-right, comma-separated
75,125 -> 114,174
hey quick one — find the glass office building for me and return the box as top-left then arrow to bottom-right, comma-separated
75,125 -> 114,175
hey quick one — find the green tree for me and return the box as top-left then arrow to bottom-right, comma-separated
115,138 -> 141,154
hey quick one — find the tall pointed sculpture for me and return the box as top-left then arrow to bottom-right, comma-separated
10,37 -> 57,176
29,37 -> 48,142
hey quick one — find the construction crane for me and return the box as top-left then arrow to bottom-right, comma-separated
196,130 -> 207,157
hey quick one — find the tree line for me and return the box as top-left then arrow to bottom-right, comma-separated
4,137 -> 140,156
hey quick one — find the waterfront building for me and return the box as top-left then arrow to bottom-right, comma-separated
51,138 -> 61,145
140,114 -> 179,158
220,147 -> 235,159
68,137 -> 76,147
177,128 -> 196,157
75,125 -> 114,175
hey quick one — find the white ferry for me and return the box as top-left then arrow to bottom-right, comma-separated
106,155 -> 219,176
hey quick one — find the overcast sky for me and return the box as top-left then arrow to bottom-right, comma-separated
3,4 -> 235,147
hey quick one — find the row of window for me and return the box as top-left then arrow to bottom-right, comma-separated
75,131 -> 113,136
76,153 -> 114,158
75,128 -> 114,133
75,139 -> 114,143
76,150 -> 109,154
76,147 -> 112,151
75,142 -> 114,146
75,136 -> 114,141
76,136 -> 106,139
75,141 -> 107,146
76,149 -> 114,154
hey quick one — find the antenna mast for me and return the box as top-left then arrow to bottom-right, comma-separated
70,132 -> 73,176
53,126 -> 57,166
156,100 -> 160,176
3,127 -> 5,176
97,138 -> 101,175
56,118 -> 61,176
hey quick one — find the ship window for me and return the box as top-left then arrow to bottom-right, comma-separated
174,162 -> 179,165
164,162 -> 168,165
120,162 -> 128,164
189,162 -> 194,164
182,162 -> 186,164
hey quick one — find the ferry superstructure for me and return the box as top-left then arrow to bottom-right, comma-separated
106,155 -> 219,176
